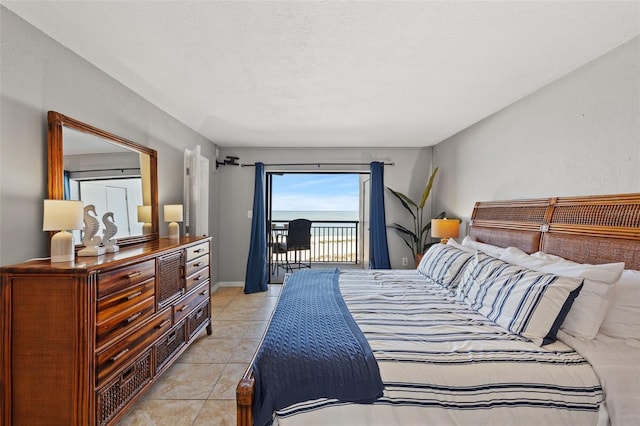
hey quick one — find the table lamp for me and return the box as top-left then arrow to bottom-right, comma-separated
43,199 -> 84,262
431,218 -> 460,244
137,205 -> 152,235
164,204 -> 183,239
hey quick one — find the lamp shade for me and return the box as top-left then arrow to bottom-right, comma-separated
431,218 -> 460,240
137,205 -> 152,223
164,204 -> 183,222
43,199 -> 84,231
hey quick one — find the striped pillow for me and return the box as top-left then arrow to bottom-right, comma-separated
417,244 -> 475,290
456,254 -> 584,345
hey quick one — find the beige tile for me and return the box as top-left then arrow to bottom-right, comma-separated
193,399 -> 236,426
179,337 -> 241,364
242,320 -> 268,338
145,362 -> 225,400
117,399 -> 205,426
229,338 -> 260,363
217,306 -> 258,321
209,363 -> 248,400
210,320 -> 256,339
212,287 -> 243,297
210,295 -> 236,308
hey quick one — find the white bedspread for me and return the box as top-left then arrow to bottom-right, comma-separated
558,331 -> 640,426
275,270 -> 605,426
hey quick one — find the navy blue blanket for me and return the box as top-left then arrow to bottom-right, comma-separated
252,269 -> 384,426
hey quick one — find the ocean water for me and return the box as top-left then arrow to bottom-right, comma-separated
272,210 -> 359,224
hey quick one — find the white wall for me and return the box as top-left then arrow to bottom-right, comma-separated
432,36 -> 640,232
216,147 -> 434,281
0,7 -> 218,267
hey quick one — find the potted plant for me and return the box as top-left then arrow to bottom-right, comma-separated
387,167 -> 445,266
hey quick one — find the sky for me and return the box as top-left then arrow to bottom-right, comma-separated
271,173 -> 360,211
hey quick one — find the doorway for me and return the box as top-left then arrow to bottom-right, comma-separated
266,172 -> 367,282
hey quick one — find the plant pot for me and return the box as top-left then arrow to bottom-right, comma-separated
415,253 -> 424,268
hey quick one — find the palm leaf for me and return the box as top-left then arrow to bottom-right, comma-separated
418,167 -> 438,209
387,187 -> 418,219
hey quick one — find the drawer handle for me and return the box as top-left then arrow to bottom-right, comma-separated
125,291 -> 143,301
193,275 -> 203,282
125,312 -> 143,324
120,365 -> 136,385
193,248 -> 204,254
110,348 -> 130,363
193,262 -> 203,268
195,309 -> 204,319
199,289 -> 207,296
178,304 -> 189,312
155,319 -> 171,330
167,331 -> 177,345
127,271 -> 142,280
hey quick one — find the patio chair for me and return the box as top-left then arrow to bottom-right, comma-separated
273,218 -> 312,273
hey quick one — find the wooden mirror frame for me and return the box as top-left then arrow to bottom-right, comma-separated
47,111 -> 159,247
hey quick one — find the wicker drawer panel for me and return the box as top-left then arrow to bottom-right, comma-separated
185,254 -> 209,277
96,280 -> 155,348
157,251 -> 184,307
96,309 -> 171,385
188,299 -> 210,339
154,320 -> 187,373
186,241 -> 209,262
185,266 -> 209,293
98,260 -> 155,298
97,349 -> 153,426
174,282 -> 210,325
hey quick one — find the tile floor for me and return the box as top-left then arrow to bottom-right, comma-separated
117,285 -> 281,426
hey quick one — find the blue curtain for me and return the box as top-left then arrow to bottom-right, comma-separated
244,162 -> 268,294
369,162 -> 391,269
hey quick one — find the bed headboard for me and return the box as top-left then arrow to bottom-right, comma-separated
469,193 -> 640,270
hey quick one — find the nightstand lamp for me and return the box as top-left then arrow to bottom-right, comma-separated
431,218 -> 460,244
43,199 -> 84,262
164,204 -> 183,239
137,205 -> 152,235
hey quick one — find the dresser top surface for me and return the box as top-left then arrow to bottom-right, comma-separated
0,236 -> 211,274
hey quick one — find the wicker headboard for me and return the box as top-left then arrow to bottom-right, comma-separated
469,193 -> 640,270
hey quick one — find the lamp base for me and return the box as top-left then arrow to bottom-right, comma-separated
440,238 -> 450,244
50,230 -> 75,263
142,222 -> 152,235
168,221 -> 180,239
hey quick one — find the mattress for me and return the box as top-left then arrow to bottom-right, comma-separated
274,269 -> 605,426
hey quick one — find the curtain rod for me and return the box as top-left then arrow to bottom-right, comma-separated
241,162 -> 394,167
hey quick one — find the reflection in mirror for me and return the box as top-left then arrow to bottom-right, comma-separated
64,126 -> 148,242
48,111 -> 159,247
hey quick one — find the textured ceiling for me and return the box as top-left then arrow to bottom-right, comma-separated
3,1 -> 639,148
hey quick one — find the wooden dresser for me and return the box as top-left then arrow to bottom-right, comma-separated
0,236 -> 212,425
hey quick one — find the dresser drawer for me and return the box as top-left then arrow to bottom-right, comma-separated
96,308 -> 171,385
154,320 -> 187,374
174,282 -> 209,325
185,266 -> 209,293
186,241 -> 209,262
98,259 -> 155,298
96,349 -> 153,426
185,253 -> 209,277
96,280 -> 156,348
188,299 -> 210,339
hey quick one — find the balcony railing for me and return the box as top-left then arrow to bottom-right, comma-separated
271,220 -> 359,264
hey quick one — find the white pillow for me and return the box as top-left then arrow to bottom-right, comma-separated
447,238 -> 473,252
500,247 -> 625,339
598,270 -> 640,340
457,253 -> 584,345
461,236 -> 505,258
417,243 -> 475,290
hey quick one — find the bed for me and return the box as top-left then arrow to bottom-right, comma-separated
237,193 -> 640,426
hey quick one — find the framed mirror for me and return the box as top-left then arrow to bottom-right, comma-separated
48,111 -> 159,247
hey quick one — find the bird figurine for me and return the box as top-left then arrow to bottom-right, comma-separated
102,212 -> 119,253
78,204 -> 106,256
